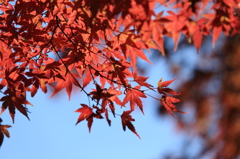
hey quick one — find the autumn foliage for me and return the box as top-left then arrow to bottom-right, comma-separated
155,33 -> 240,158
0,0 -> 240,147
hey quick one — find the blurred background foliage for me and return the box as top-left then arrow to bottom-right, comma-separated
139,34 -> 240,159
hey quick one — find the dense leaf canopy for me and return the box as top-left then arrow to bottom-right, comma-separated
0,0 -> 240,149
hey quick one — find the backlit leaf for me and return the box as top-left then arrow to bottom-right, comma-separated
121,110 -> 140,139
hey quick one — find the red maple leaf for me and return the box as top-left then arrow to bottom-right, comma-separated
75,104 -> 105,132
157,78 -> 181,95
118,33 -> 152,66
133,71 -> 153,88
75,104 -> 94,132
0,90 -> 33,122
90,84 -> 114,104
160,95 -> 187,117
122,86 -> 146,114
121,110 -> 140,139
50,73 -> 80,100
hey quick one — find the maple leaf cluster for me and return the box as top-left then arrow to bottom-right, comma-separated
0,0 -> 240,144
158,78 -> 186,117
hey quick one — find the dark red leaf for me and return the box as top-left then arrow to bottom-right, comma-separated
121,110 -> 140,139
105,110 -> 111,126
161,88 -> 181,95
0,130 -> 3,148
160,96 -> 187,118
0,124 -> 11,147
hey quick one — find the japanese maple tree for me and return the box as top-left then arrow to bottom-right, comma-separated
0,0 -> 240,146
